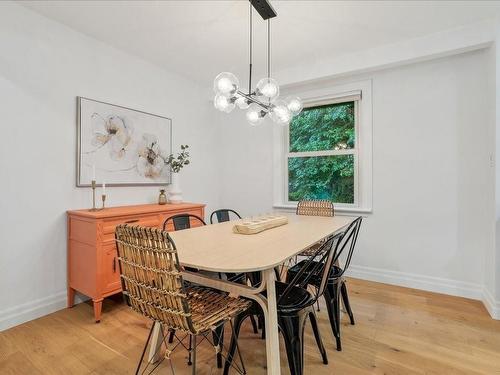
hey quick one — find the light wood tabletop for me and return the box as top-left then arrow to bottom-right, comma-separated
170,213 -> 355,273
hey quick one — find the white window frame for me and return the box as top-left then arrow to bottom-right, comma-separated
273,80 -> 373,214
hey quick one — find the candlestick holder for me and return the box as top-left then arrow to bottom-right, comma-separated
89,180 -> 105,211
101,194 -> 106,210
89,180 -> 98,211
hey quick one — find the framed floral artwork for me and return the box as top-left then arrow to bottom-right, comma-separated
77,97 -> 172,186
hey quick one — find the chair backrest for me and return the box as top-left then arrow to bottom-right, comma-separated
331,216 -> 362,278
163,214 -> 206,231
279,216 -> 362,304
296,200 -> 334,217
279,233 -> 340,305
210,209 -> 242,224
115,224 -> 196,334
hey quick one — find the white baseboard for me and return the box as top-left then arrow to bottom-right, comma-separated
482,287 -> 500,320
0,292 -> 67,332
0,291 -> 90,332
2,266 -> 499,331
348,264 -> 483,300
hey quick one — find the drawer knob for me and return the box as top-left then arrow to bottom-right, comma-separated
125,219 -> 140,224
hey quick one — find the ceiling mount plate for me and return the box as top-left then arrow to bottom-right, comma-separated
250,0 -> 277,20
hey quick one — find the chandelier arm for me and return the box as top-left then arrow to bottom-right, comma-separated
237,90 -> 272,111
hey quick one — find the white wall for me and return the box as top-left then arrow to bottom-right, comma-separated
490,22 -> 500,318
0,3 -> 220,330
217,49 -> 496,301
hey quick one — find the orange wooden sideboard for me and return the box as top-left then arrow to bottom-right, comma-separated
67,202 -> 205,322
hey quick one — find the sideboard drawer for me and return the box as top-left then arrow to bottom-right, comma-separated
102,214 -> 161,243
103,214 -> 161,232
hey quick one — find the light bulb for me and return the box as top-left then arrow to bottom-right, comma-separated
270,100 -> 292,126
256,78 -> 280,101
246,103 -> 266,126
214,94 -> 235,113
213,72 -> 239,96
285,96 -> 303,116
235,96 -> 250,109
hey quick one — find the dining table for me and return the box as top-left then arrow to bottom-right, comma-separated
149,212 -> 355,375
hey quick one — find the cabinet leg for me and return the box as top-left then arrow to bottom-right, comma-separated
93,298 -> 103,323
67,287 -> 75,308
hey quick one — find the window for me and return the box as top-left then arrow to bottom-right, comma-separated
274,80 -> 372,213
287,100 -> 357,204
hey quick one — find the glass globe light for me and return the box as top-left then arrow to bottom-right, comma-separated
214,94 -> 235,113
246,103 -> 266,126
256,78 -> 280,101
235,96 -> 250,109
285,96 -> 303,116
270,100 -> 292,125
213,72 -> 239,96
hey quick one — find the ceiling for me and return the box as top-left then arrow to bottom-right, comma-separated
21,1 -> 500,87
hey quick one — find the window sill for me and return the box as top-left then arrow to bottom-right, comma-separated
272,203 -> 372,216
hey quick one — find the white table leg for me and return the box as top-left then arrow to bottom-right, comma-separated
181,270 -> 282,375
148,321 -> 163,363
263,269 -> 281,375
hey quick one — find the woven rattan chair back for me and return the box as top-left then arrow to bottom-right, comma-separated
115,224 -> 196,334
296,200 -> 334,217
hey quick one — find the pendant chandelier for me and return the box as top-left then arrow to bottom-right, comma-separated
213,0 -> 303,126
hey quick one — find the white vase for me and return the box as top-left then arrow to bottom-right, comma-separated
168,172 -> 183,204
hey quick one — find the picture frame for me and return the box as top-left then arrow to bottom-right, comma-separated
76,97 -> 172,187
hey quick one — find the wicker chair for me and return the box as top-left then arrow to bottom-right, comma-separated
115,224 -> 251,375
296,200 -> 335,257
276,200 -> 335,283
296,199 -> 335,217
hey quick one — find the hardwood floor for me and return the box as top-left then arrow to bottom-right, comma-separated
1,278 -> 500,374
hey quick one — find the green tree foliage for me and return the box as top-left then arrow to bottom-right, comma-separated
288,102 -> 355,203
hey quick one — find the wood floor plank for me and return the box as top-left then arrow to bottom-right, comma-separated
1,278 -> 500,374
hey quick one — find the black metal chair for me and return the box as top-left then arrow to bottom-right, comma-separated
210,208 -> 242,224
209,208 -> 260,335
224,235 -> 341,375
287,216 -> 362,351
163,213 -> 209,276
163,213 -> 206,231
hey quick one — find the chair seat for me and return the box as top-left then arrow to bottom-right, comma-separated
187,286 -> 252,333
226,272 -> 247,283
298,242 -> 325,257
288,260 -> 343,284
255,281 -> 314,315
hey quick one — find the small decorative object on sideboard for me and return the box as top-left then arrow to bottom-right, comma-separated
89,179 -> 98,211
158,189 -> 167,205
165,145 -> 190,204
101,182 -> 106,209
89,173 -> 106,211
